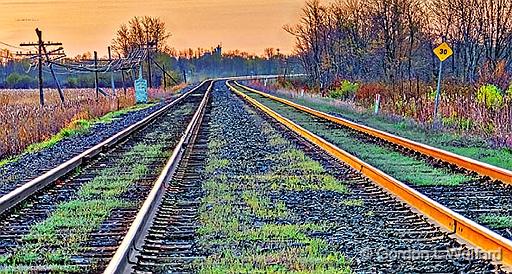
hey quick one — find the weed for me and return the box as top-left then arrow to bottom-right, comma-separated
342,199 -> 364,207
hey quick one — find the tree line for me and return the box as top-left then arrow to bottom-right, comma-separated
286,0 -> 512,92
0,16 -> 298,89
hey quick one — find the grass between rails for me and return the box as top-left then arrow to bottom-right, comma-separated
195,102 -> 352,273
243,91 -> 471,187
0,103 -> 155,169
478,214 -> 512,229
264,90 -> 512,171
0,142 -> 166,272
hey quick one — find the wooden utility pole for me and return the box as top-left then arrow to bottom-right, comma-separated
146,33 -> 153,89
108,47 -> 116,95
42,47 -> 65,103
37,29 -> 43,106
94,51 -> 99,98
18,28 -> 63,106
121,71 -> 127,95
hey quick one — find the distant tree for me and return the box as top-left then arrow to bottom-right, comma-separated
111,16 -> 171,56
6,72 -> 36,89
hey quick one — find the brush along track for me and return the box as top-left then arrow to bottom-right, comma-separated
233,82 -> 512,240
0,82 -> 210,273
123,82 -> 503,273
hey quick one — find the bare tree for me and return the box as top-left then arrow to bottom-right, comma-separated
112,16 -> 171,56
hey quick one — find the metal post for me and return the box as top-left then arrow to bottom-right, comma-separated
433,60 -> 444,128
94,51 -> 99,99
183,70 -> 187,83
374,94 -> 381,114
163,64 -> 167,90
36,28 -> 44,106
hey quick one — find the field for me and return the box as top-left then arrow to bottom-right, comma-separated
0,85 -> 186,162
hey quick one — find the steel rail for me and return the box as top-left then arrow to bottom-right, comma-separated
0,81 -> 210,215
227,80 -> 512,267
233,81 -> 512,184
103,81 -> 213,274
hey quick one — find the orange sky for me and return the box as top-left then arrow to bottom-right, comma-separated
0,0 -> 320,57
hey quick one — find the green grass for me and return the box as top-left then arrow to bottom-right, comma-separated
478,214 -> 512,229
96,103 -> 154,124
267,90 -> 512,171
0,142 -> 165,270
342,199 -> 364,207
24,119 -> 92,154
205,157 -> 230,173
244,91 -> 471,187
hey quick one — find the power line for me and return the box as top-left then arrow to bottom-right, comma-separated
0,40 -> 29,51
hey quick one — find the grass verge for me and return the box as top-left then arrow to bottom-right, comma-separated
0,103 -> 155,169
263,89 -> 512,171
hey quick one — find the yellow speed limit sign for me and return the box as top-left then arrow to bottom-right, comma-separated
434,42 -> 453,62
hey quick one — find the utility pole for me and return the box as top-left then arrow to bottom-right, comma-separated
42,46 -> 65,103
148,56 -> 179,86
108,46 -> 116,95
119,54 -> 127,95
94,51 -> 99,99
18,28 -> 63,106
37,29 -> 43,106
146,31 -> 153,89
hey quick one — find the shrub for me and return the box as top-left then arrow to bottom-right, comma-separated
477,84 -> 504,110
328,80 -> 359,100
355,83 -> 387,105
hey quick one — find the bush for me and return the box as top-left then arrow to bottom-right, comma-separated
328,80 -> 359,100
355,83 -> 387,105
477,84 -> 504,110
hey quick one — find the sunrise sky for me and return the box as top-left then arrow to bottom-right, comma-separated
0,0 -> 319,57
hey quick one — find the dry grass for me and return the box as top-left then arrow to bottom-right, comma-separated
0,86 -> 182,160
253,80 -> 512,148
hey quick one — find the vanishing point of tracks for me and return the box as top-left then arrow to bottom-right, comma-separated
0,79 -> 510,273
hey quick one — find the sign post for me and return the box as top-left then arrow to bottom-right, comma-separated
432,42 -> 453,128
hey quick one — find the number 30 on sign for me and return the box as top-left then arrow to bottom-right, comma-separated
434,42 -> 453,62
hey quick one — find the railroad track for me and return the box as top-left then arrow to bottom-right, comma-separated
105,81 -> 505,273
1,78 -> 510,273
0,81 -> 212,273
227,80 -> 512,268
